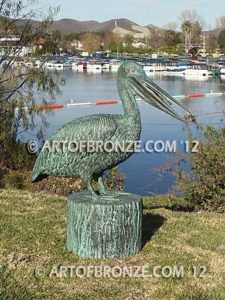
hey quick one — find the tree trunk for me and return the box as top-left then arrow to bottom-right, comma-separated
67,192 -> 143,259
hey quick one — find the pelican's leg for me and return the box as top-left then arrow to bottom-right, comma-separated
98,176 -> 107,195
98,176 -> 128,198
87,179 -> 99,201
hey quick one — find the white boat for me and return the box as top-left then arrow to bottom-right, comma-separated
143,65 -> 156,73
87,61 -> 102,70
220,67 -> 225,75
44,62 -> 64,70
102,63 -> 110,70
184,64 -> 220,77
184,74 -> 209,81
110,60 -> 121,71
142,62 -> 167,73
183,68 -> 210,77
72,61 -> 87,71
163,65 -> 187,76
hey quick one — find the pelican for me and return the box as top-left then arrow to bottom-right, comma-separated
32,62 -> 194,200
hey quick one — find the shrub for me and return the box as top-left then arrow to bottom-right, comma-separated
176,126 -> 225,211
3,172 -> 25,190
103,167 -> 125,191
32,167 -> 124,196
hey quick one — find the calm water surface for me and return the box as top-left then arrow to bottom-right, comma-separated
23,70 -> 225,196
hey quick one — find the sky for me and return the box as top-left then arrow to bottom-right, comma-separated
36,0 -> 225,29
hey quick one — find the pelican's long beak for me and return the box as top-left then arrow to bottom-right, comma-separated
130,75 -> 195,122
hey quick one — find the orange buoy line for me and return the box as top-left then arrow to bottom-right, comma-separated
187,93 -> 205,98
95,100 -> 118,105
14,92 -> 225,112
36,104 -> 65,110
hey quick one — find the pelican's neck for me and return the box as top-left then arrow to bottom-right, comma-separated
117,79 -> 140,121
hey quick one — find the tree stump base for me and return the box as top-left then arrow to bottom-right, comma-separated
67,192 -> 143,259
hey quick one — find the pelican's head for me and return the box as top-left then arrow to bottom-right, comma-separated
118,62 -> 195,122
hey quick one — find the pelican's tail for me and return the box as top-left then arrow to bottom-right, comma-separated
32,155 -> 48,182
32,171 -> 48,183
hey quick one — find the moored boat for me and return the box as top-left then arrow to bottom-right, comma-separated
183,64 -> 220,77
109,59 -> 121,71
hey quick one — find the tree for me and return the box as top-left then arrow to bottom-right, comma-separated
147,29 -> 165,50
216,15 -> 225,30
181,21 -> 193,52
179,9 -> 204,25
164,22 -> 178,32
42,40 -> 58,54
175,127 -> 225,211
0,1 -> 62,172
102,32 -> 123,53
180,10 -> 204,52
102,32 -> 116,50
64,32 -> 81,42
80,33 -> 102,53
124,34 -> 134,46
164,30 -> 181,47
218,29 -> 225,49
207,34 -> 219,51
192,21 -> 202,44
158,45 -> 183,56
51,30 -> 62,43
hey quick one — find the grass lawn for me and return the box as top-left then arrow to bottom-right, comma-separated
0,189 -> 225,299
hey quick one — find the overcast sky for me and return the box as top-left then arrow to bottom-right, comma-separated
37,0 -> 225,29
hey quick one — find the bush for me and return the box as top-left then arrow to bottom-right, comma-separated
0,141 -> 36,188
3,172 -> 25,189
218,29 -> 225,49
176,126 -> 225,211
103,167 -> 124,191
32,167 -> 124,196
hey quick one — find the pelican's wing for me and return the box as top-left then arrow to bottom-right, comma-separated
52,114 -> 117,141
32,114 -> 118,182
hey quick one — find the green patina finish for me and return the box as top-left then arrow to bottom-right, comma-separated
67,192 -> 143,259
32,62 -> 194,259
32,62 -> 194,200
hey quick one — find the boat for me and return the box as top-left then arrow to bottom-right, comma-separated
163,65 -> 187,76
143,65 -> 156,73
87,60 -> 102,71
220,67 -> 225,76
141,59 -> 169,73
183,64 -> 220,77
72,61 -> 87,71
44,61 -> 64,70
101,62 -> 110,70
109,59 -> 122,72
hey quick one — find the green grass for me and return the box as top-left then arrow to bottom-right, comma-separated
0,189 -> 225,299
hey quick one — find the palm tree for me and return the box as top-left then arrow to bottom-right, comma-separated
181,21 -> 192,53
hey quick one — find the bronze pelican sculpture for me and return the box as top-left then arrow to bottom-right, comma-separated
32,62 -> 194,200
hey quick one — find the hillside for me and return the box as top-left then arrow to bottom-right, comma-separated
91,18 -> 139,32
17,17 -> 220,37
48,18 -> 100,34
47,18 -> 153,37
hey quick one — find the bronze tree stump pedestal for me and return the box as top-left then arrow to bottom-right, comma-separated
67,192 -> 143,259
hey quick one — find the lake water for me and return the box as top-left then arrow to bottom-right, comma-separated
24,70 -> 225,196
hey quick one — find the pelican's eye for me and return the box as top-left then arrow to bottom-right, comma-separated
128,68 -> 138,77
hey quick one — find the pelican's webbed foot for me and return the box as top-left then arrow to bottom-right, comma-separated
85,177 -> 128,201
98,177 -> 128,199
